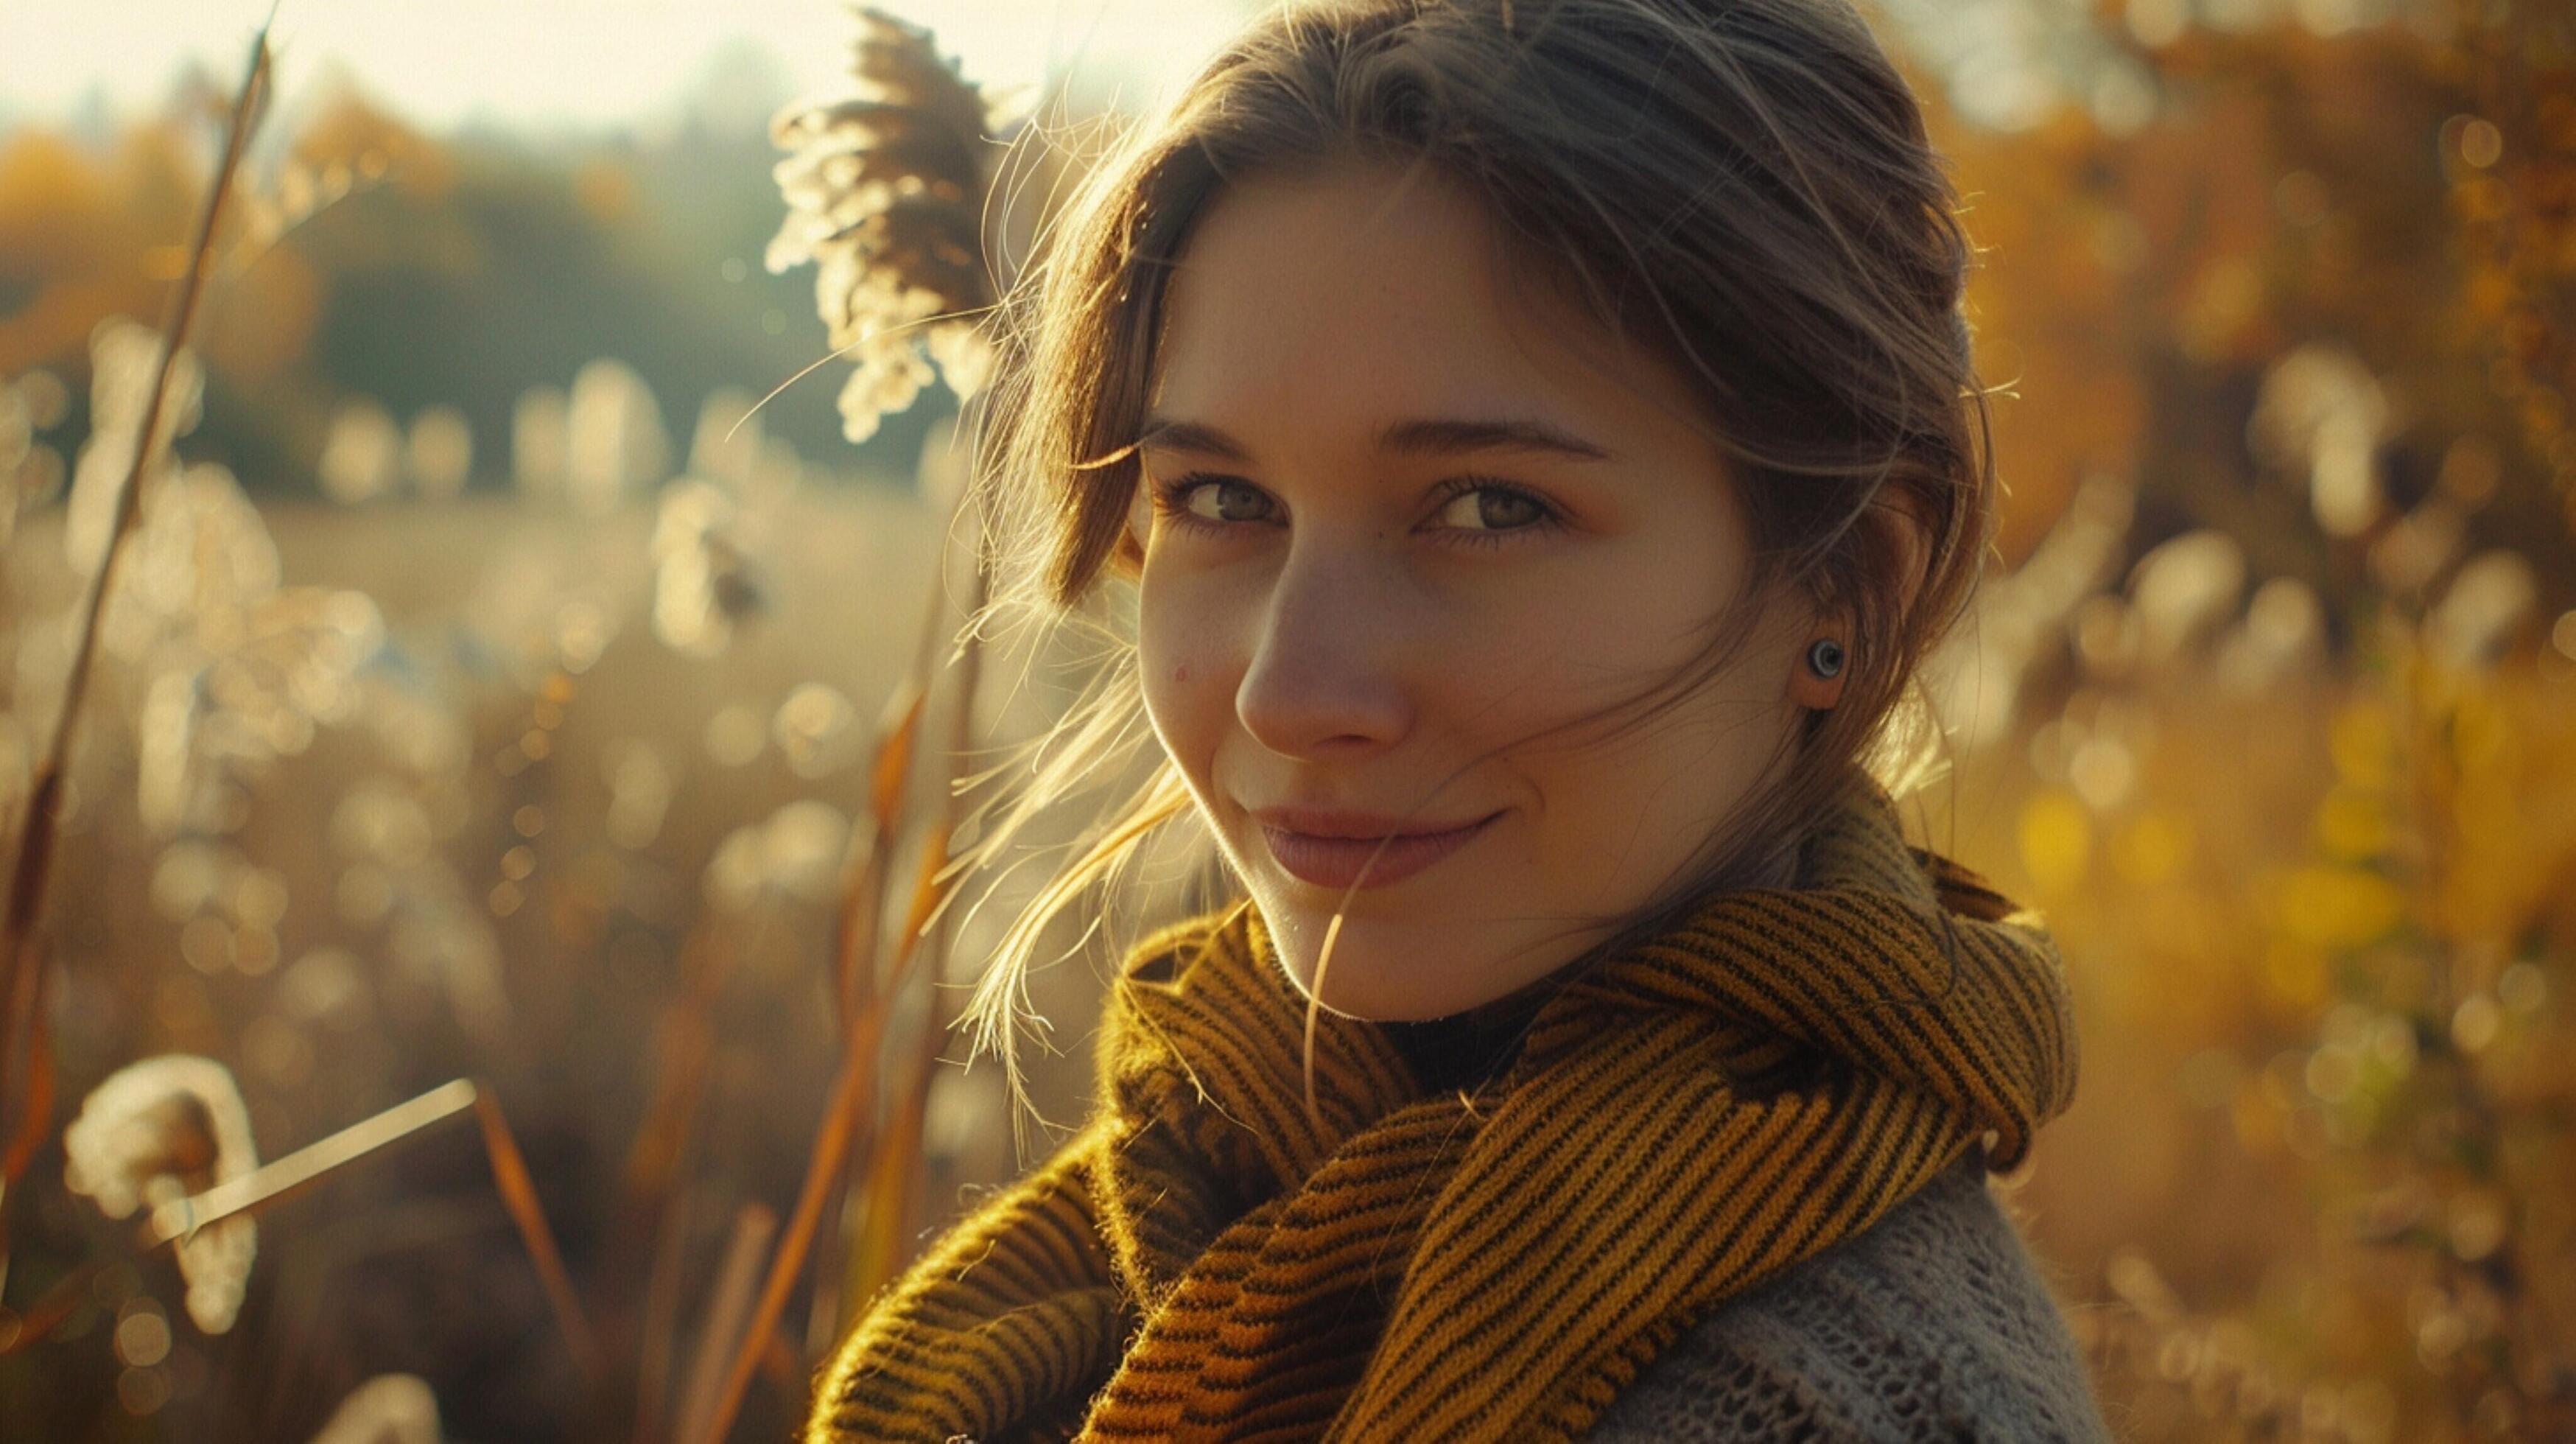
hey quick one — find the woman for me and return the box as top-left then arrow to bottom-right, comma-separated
810,0 -> 2110,1437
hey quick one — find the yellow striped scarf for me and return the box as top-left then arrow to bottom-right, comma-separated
807,776 -> 2080,1442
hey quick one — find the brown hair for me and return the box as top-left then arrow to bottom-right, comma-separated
944,0 -> 1998,1146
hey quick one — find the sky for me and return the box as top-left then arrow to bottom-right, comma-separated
0,0 -> 1257,131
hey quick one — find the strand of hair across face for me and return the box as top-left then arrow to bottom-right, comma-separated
1299,798 -> 1449,1132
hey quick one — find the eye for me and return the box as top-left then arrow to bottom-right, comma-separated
1432,482 -> 1549,534
1151,473 -> 1275,533
1425,476 -> 1565,550
1144,471 -> 1566,550
1186,476 -> 1274,524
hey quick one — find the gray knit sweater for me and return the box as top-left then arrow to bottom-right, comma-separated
1586,1146 -> 2112,1442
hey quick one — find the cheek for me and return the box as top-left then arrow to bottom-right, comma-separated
1135,583 -> 1235,769
1446,578 -> 1664,729
1458,561 -> 1744,795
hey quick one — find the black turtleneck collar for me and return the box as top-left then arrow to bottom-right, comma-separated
1372,845 -> 1808,1096
1377,975 -> 1555,1096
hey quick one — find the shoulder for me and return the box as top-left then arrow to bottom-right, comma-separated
1587,1147 -> 2113,1443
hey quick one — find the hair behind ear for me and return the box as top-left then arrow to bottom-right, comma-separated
1872,482 -> 1938,622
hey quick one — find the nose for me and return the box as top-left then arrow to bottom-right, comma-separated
1234,536 -> 1414,760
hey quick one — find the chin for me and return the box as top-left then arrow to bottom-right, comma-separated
1302,976 -> 1445,1022
1246,880 -> 1481,1020
1282,940 -> 1460,1022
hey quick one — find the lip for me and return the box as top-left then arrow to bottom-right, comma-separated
1253,808 -> 1503,891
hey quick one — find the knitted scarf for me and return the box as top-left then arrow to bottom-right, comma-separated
807,777 -> 2080,1443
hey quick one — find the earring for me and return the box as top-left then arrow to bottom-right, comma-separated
1805,637 -> 1845,679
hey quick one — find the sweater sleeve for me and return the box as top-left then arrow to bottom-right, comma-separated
1584,1146 -> 2113,1443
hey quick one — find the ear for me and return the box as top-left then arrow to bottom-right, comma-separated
1786,618 -> 1850,711
1786,485 -> 1934,712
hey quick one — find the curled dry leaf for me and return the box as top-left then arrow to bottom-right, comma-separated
307,1373 -> 441,1444
62,1054 -> 259,1332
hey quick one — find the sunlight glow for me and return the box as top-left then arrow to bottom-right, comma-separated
0,0 -> 1250,130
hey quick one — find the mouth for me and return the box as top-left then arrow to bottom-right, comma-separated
1255,810 -> 1503,891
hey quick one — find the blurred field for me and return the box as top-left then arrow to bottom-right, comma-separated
1,483 -> 1112,1440
3,2 -> 2575,1442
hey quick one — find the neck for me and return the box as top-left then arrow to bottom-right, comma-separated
1378,825 -> 1817,1091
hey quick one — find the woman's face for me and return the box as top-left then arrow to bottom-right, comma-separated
1129,158 -> 1833,1020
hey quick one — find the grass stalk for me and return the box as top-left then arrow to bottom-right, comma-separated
0,18 -> 273,1292
0,1078 -> 599,1378
841,516 -> 992,1317
695,483 -> 992,1443
672,1202 -> 777,1444
474,1085 -> 602,1384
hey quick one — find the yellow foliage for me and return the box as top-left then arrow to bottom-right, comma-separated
2110,807 -> 2192,885
2275,865 -> 2406,952
2017,786 -> 2093,894
2260,936 -> 2332,1014
291,88 -> 456,200
2328,698 -> 2398,788
2312,785 -> 2393,861
0,128 -> 158,372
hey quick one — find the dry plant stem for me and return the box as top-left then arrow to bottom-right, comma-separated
801,1182 -> 857,1361
144,1079 -> 479,1246
793,707 -> 908,1357
844,528 -> 993,1320
0,967 -> 51,1191
830,471 -> 969,1025
215,169 -> 387,285
836,684 -> 922,1024
692,576 -> 980,1438
0,21 -> 270,1287
474,1086 -> 603,1384
0,1257 -> 102,1354
625,916 -> 776,1211
670,459 -> 989,1434
804,485 -> 991,1351
835,831 -> 954,1316
621,931 -> 728,1202
620,919 -> 778,1434
0,30 -> 270,1043
800,485 -> 979,1331
673,1203 -> 778,1444
633,529 -> 951,1396
616,916 -> 776,1369
0,1079 -> 597,1375
692,987 -> 903,1444
6,1078 -> 471,1353
633,1185 -> 696,1444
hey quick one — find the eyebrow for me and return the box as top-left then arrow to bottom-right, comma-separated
1135,415 -> 1615,463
